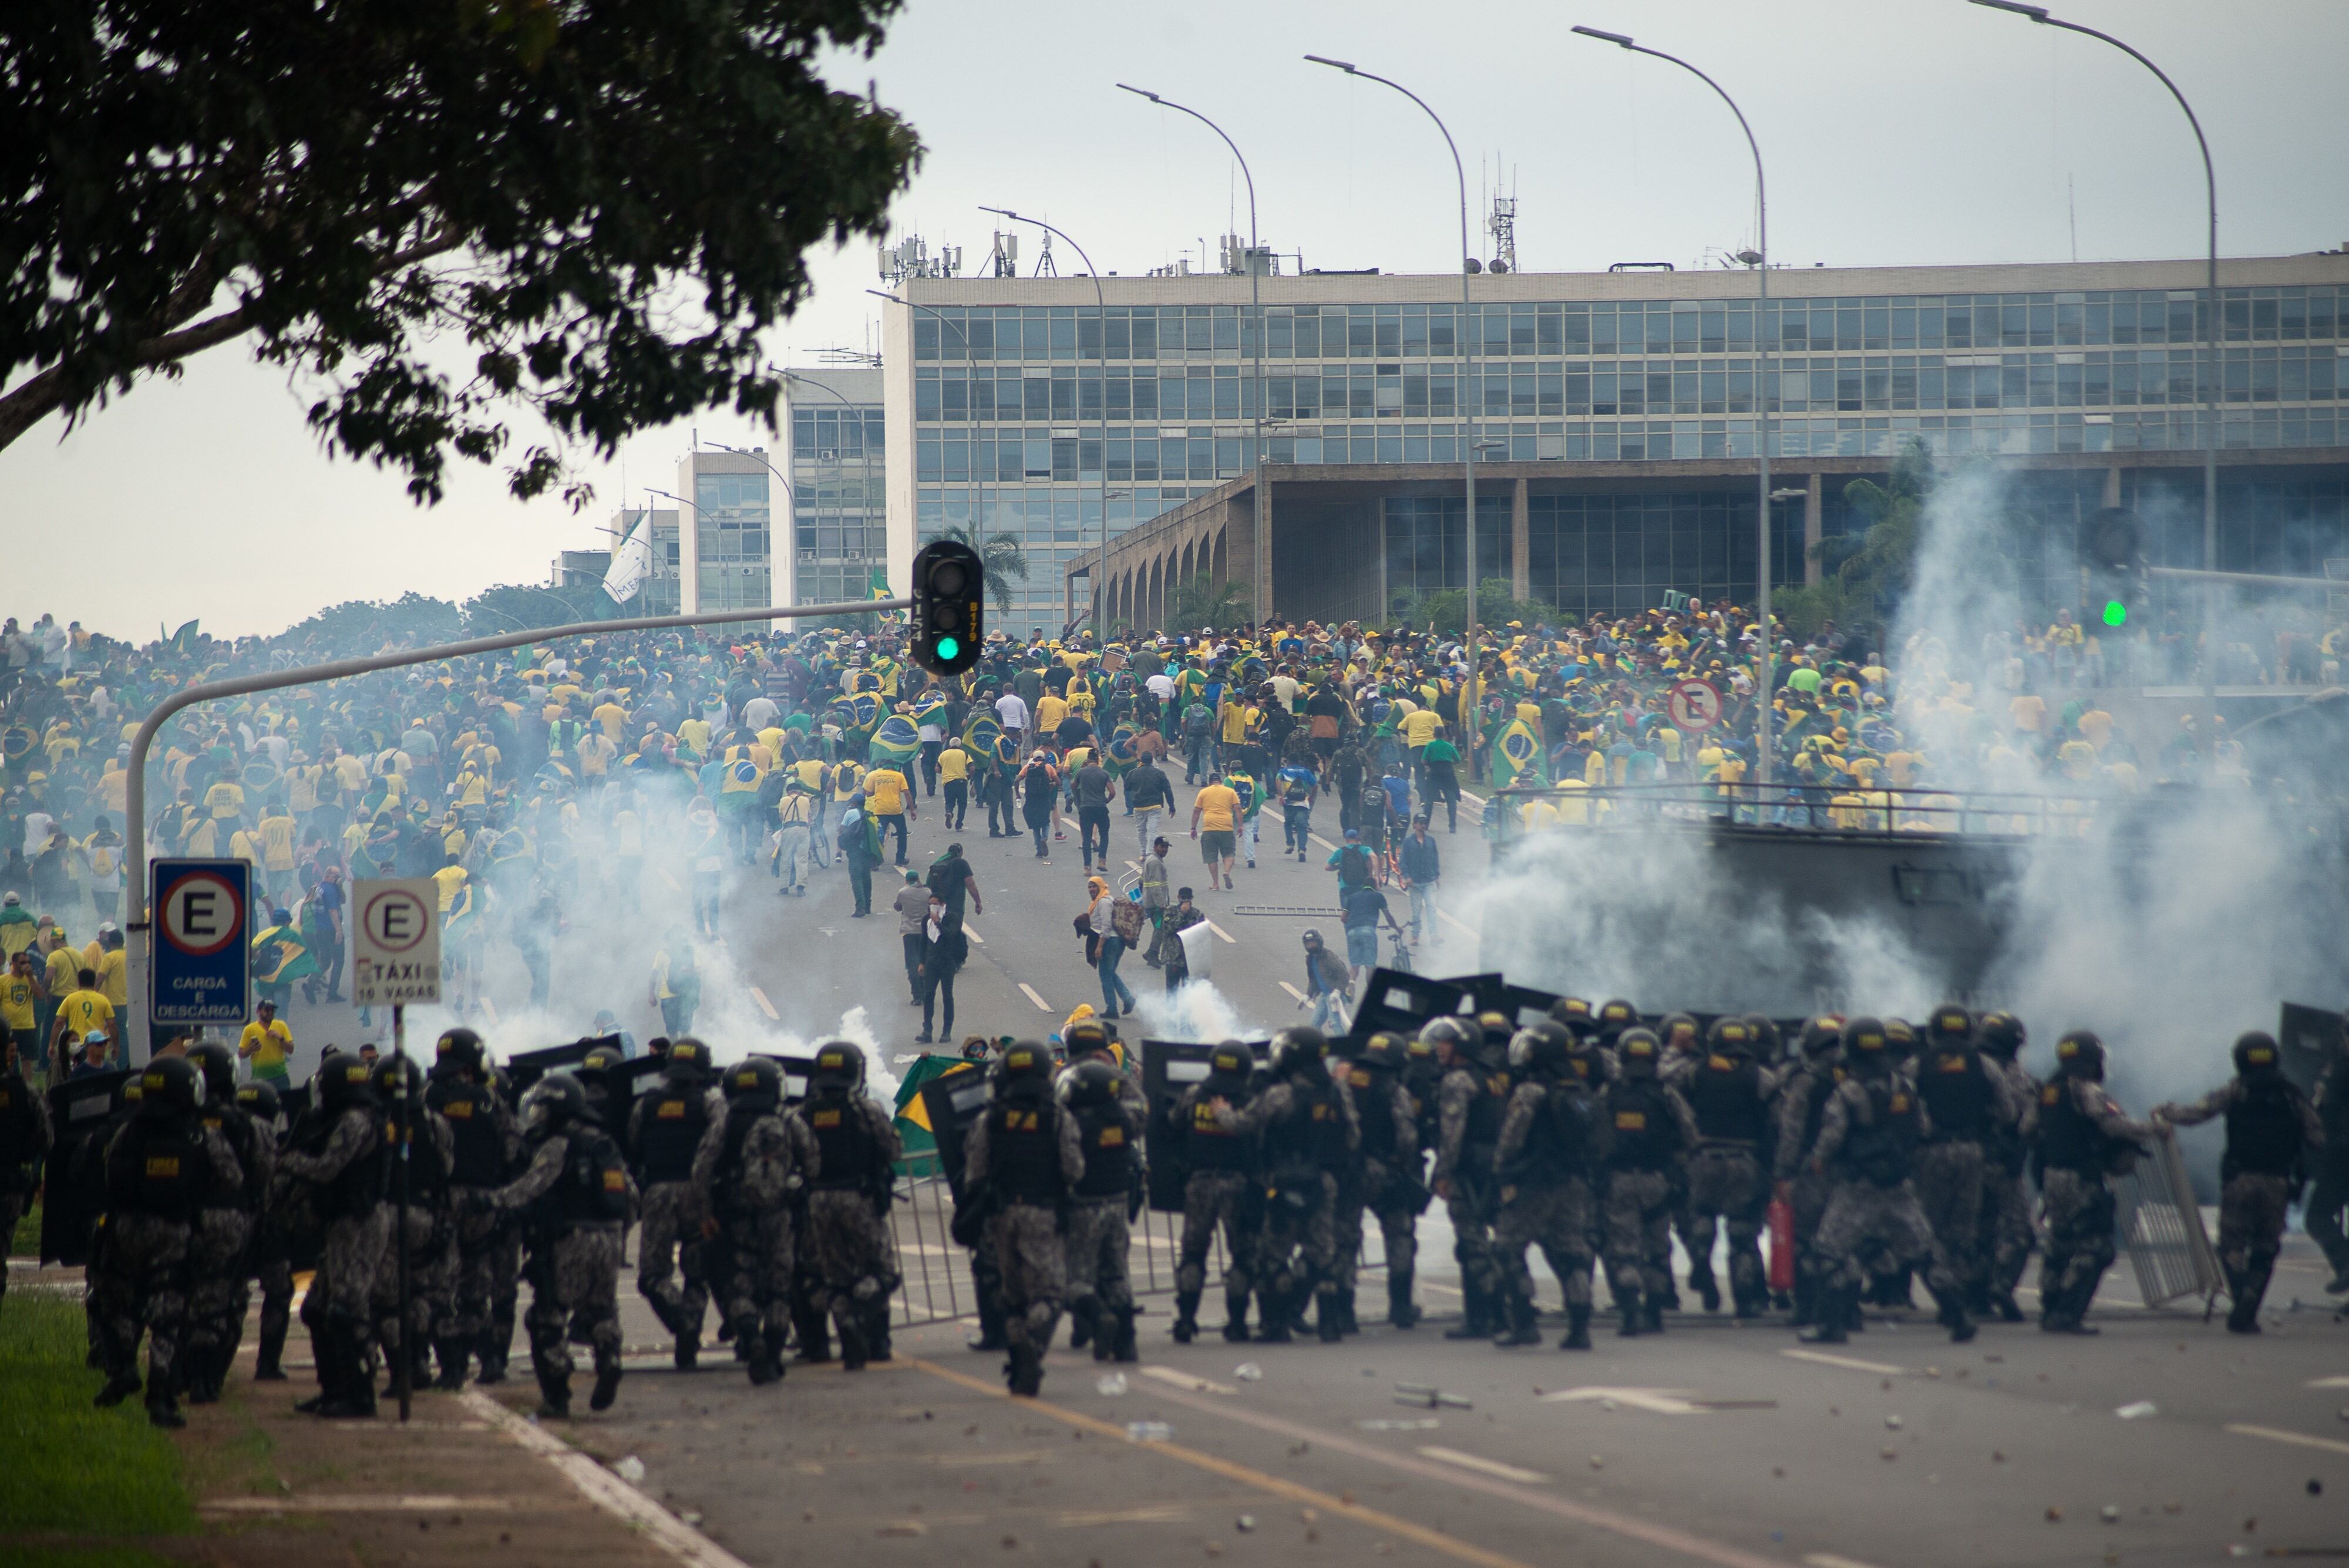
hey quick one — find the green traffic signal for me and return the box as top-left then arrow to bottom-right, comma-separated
2102,599 -> 2129,628
936,636 -> 960,661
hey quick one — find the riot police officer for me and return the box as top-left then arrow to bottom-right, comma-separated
278,1052 -> 389,1418
630,1036 -> 722,1367
93,1056 -> 244,1427
1597,1029 -> 1698,1337
0,1035 -> 53,1304
425,1027 -> 522,1388
1059,1019 -> 1147,1352
2311,1022 -> 2349,1296
1431,1014 -> 1510,1340
1970,1012 -> 2037,1321
1062,1058 -> 1145,1362
1771,1016 -> 1846,1328
693,1056 -> 819,1384
482,1072 -> 632,1418
2154,1032 -> 2325,1334
181,1042 -> 272,1404
1911,1005 -> 2017,1336
237,1082 -> 297,1382
963,1041 -> 1083,1395
799,1041 -> 903,1371
2030,1031 -> 2154,1335
371,1054 -> 456,1395
1210,1026 -> 1357,1342
1681,1017 -> 1778,1318
1805,1018 -> 1969,1345
1169,1041 -> 1260,1343
1492,1020 -> 1597,1350
1342,1032 -> 1426,1329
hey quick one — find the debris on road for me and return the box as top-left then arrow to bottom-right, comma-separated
1354,1418 -> 1441,1432
1234,1363 -> 1263,1382
1096,1374 -> 1128,1397
612,1456 -> 646,1483
1394,1383 -> 1473,1411
2115,1401 -> 2159,1420
1125,1422 -> 1174,1443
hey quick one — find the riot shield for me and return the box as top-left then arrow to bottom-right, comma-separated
917,1063 -> 991,1204
2278,1002 -> 2342,1096
749,1053 -> 819,1107
1348,969 -> 1482,1043
505,1038 -> 594,1095
40,1069 -> 134,1266
1139,1039 -> 1250,1213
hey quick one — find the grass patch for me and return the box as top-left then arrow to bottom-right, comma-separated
0,1294 -> 197,1536
10,1198 -> 37,1257
0,1548 -> 189,1568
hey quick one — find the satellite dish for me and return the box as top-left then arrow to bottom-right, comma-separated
1489,258 -> 1510,275
1463,257 -> 1483,274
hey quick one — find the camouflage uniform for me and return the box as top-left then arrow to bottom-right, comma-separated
370,1109 -> 457,1387
278,1104 -> 392,1402
1214,1068 -> 1358,1339
1771,1061 -> 1844,1323
1680,1050 -> 1779,1315
426,1069 -> 523,1382
1493,1078 -> 1597,1317
1060,1065 -> 1147,1357
964,1079 -> 1085,1389
2031,1076 -> 2154,1330
1170,1078 -> 1258,1337
802,1090 -> 905,1365
93,1115 -> 244,1418
2155,1072 -> 2323,1331
692,1098 -> 819,1381
1597,1078 -> 1698,1320
0,1065 -> 54,1304
1908,1048 -> 2019,1320
185,1100 -> 273,1399
630,1085 -> 726,1349
1809,1074 -> 1937,1296
484,1128 -> 634,1412
1338,1063 -> 1423,1324
1976,1057 -> 2041,1311
1435,1061 -> 1513,1331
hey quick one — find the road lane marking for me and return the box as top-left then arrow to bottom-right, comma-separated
1538,1387 -> 1704,1415
1418,1448 -> 1550,1485
477,997 -> 500,1027
1806,1556 -> 1891,1568
1099,1370 -> 1793,1568
1280,981 -> 1310,1004
1018,982 -> 1052,1012
749,986 -> 779,1021
2306,1376 -> 2349,1388
1140,1365 -> 1235,1395
1052,1504 -> 1191,1527
2225,1423 -> 2349,1458
1204,919 -> 1236,943
461,1390 -> 754,1568
906,1358 -> 1535,1568
1439,908 -> 1479,938
961,920 -> 987,945
1780,1349 -> 1909,1375
1310,833 -> 1337,851
659,869 -> 682,891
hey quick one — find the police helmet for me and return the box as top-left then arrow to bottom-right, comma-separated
1359,1032 -> 1407,1073
1707,1016 -> 1755,1056
1510,1019 -> 1573,1076
1800,1015 -> 1846,1059
812,1040 -> 866,1091
999,1041 -> 1051,1081
1066,1059 -> 1121,1108
1924,1004 -> 1974,1047
1270,1026 -> 1328,1076
665,1037 -> 711,1085
1976,1012 -> 2025,1061
371,1053 -> 424,1112
139,1055 -> 204,1116
1209,1041 -> 1254,1080
1617,1027 -> 1661,1076
520,1071 -> 588,1132
1551,997 -> 1596,1038
1419,1016 -> 1473,1056
1660,1012 -> 1701,1052
1742,1015 -> 1782,1059
1884,1018 -> 1917,1056
1065,1018 -> 1113,1058
186,1041 -> 238,1103
236,1080 -> 284,1130
2233,1031 -> 2281,1076
580,1042 -> 625,1076
316,1052 -> 378,1110
1841,1017 -> 1891,1066
1596,999 -> 1639,1042
435,1027 -> 486,1077
2054,1029 -> 2105,1081
725,1056 -> 783,1105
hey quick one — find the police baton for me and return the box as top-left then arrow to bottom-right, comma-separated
394,1001 -> 412,1423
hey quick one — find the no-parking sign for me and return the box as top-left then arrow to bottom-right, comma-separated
150,859 -> 250,1025
352,879 -> 442,1007
1667,677 -> 1725,732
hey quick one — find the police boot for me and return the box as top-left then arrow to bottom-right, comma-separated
254,1317 -> 290,1382
675,1331 -> 700,1371
590,1352 -> 623,1412
1788,1272 -> 1818,1330
1335,1288 -> 1359,1335
474,1327 -> 509,1385
94,1368 -> 144,1409
1172,1291 -> 1201,1344
1220,1291 -> 1253,1344
1964,1277 -> 1992,1319
745,1331 -> 781,1387
1494,1291 -> 1541,1347
1069,1296 -> 1096,1352
1316,1291 -> 1346,1344
1931,1285 -> 1977,1344
1443,1282 -> 1493,1340
183,1344 -> 222,1406
146,1385 -> 187,1430
864,1303 -> 894,1364
839,1312 -> 869,1372
1112,1308 -> 1139,1364
2225,1266 -> 2265,1334
1560,1303 -> 1593,1351
793,1303 -> 833,1364
1387,1270 -> 1420,1329
433,1338 -> 471,1391
1254,1287 -> 1294,1344
1643,1293 -> 1667,1334
1616,1290 -> 1643,1338
533,1361 -> 572,1421
317,1328 -> 379,1419
1007,1342 -> 1044,1398
1689,1262 -> 1721,1314
645,1291 -> 683,1337
1801,1287 -> 1852,1345
1993,1287 -> 2025,1323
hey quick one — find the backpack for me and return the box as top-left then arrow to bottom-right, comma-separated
1182,704 -> 1212,737
1338,844 -> 1372,887
1111,896 -> 1145,943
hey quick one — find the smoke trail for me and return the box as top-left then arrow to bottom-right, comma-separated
1128,980 -> 1270,1046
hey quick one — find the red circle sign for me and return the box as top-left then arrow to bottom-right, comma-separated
1667,677 -> 1724,732
361,888 -> 433,953
160,872 -> 244,956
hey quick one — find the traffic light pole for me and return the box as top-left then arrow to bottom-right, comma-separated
122,595 -> 912,1063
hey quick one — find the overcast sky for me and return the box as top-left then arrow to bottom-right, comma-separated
11,0 -> 2345,641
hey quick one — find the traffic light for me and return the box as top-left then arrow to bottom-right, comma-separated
910,539 -> 984,675
2084,507 -> 2143,630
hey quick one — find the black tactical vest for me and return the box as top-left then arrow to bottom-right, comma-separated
806,1092 -> 876,1188
1075,1102 -> 1135,1199
1183,1081 -> 1255,1174
2223,1077 -> 2305,1180
108,1118 -> 207,1223
987,1088 -> 1066,1205
1348,1066 -> 1399,1164
554,1128 -> 630,1225
1838,1078 -> 1920,1187
2036,1079 -> 2103,1173
1604,1080 -> 1677,1172
1688,1054 -> 1768,1146
428,1078 -> 506,1187
1917,1048 -> 1991,1141
636,1087 -> 711,1185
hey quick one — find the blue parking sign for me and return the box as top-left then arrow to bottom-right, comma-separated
151,859 -> 251,1026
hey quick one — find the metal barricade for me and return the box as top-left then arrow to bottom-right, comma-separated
2114,1125 -> 2225,1309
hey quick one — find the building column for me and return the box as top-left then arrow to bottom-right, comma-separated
1510,477 -> 1530,601
1802,470 -> 1824,587
2102,464 -> 2124,509
1253,475 -> 1273,627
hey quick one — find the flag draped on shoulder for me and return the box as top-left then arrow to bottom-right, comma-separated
1490,716 -> 1549,790
1104,720 -> 1140,777
868,713 -> 920,769
962,710 -> 1002,758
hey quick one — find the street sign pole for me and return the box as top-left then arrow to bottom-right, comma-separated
148,860 -> 252,1061
395,1000 -> 410,1423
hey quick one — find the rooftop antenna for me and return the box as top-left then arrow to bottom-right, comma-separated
987,228 -> 1019,278
2068,174 -> 2079,263
1486,158 -> 1518,275
1032,231 -> 1058,278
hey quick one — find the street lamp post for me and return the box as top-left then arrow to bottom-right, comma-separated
1969,0 -> 2220,752
1305,56 -> 1482,729
1571,26 -> 1778,784
1117,85 -> 1273,630
978,207 -> 1111,640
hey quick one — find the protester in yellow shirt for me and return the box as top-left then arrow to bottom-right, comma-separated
239,1002 -> 295,1086
50,973 -> 114,1065
1190,773 -> 1242,890
863,765 -> 914,866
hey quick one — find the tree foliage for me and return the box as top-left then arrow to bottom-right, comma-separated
460,580 -> 614,637
1776,437 -> 1932,637
936,524 -> 1028,617
1395,578 -> 1569,636
1169,573 -> 1247,633
0,0 -> 921,507
276,593 -> 466,655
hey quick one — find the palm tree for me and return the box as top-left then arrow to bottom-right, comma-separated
937,525 -> 1028,617
1169,573 -> 1246,633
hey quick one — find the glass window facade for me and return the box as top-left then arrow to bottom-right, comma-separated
691,470 -> 770,611
910,282 -> 2347,629
790,397 -> 887,608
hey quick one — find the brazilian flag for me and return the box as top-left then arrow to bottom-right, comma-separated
994,735 -> 1020,769
846,668 -> 882,696
1490,716 -> 1549,790
963,710 -> 1002,758
869,713 -> 920,770
1104,720 -> 1140,778
251,920 -> 319,985
832,693 -> 882,754
912,695 -> 949,733
892,1054 -> 977,1163
869,567 -> 893,602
